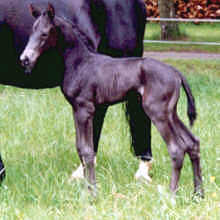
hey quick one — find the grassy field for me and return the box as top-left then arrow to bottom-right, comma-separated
0,59 -> 220,219
144,23 -> 220,53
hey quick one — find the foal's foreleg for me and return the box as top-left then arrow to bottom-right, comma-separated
73,108 -> 96,193
70,106 -> 108,180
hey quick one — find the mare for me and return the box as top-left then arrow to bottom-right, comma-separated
20,4 -> 203,196
0,0 -> 150,183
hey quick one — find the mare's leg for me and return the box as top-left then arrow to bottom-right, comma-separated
70,105 -> 108,180
73,106 -> 96,193
93,105 -> 108,153
126,92 -> 152,182
0,21 -> 6,179
173,114 -> 203,196
0,21 -> 8,184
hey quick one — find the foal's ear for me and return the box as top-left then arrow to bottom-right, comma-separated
29,4 -> 41,18
47,3 -> 55,20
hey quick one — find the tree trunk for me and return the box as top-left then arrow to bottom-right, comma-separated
158,0 -> 180,40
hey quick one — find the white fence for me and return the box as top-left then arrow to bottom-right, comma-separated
145,18 -> 220,46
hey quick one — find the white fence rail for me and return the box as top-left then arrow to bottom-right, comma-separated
145,18 -> 220,46
146,18 -> 220,23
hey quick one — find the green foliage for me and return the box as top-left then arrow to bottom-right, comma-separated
0,60 -> 219,219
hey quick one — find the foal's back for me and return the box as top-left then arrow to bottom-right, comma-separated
76,52 -> 180,105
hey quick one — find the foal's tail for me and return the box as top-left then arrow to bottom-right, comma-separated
180,73 -> 197,126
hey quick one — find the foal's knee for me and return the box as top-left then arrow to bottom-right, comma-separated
78,146 -> 95,166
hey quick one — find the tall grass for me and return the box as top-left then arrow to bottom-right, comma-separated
0,60 -> 219,219
144,23 -> 220,53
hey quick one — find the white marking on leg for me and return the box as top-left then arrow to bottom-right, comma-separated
135,160 -> 152,183
69,156 -> 96,182
69,164 -> 84,181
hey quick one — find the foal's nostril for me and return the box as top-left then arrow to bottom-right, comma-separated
21,57 -> 30,67
24,58 -> 29,66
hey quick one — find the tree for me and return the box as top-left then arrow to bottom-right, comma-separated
158,0 -> 180,40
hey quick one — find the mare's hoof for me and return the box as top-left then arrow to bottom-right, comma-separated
69,164 -> 84,182
135,160 -> 152,183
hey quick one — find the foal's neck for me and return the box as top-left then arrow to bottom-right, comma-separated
55,16 -> 93,59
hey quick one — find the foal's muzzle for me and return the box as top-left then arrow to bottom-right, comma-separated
20,48 -> 40,74
20,56 -> 34,74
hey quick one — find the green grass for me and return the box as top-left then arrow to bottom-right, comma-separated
144,23 -> 220,53
0,60 -> 220,219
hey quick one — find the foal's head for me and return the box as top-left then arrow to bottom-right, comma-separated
20,3 -> 58,73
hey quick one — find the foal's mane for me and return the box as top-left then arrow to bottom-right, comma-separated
55,15 -> 95,52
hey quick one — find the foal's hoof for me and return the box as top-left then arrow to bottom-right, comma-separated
88,184 -> 98,198
193,188 -> 204,199
135,160 -> 152,183
69,164 -> 84,182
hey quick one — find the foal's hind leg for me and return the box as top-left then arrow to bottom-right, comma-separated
154,116 -> 185,193
173,114 -> 203,196
70,105 -> 108,180
142,101 -> 185,193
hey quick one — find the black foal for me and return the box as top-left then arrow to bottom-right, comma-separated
20,4 -> 203,196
